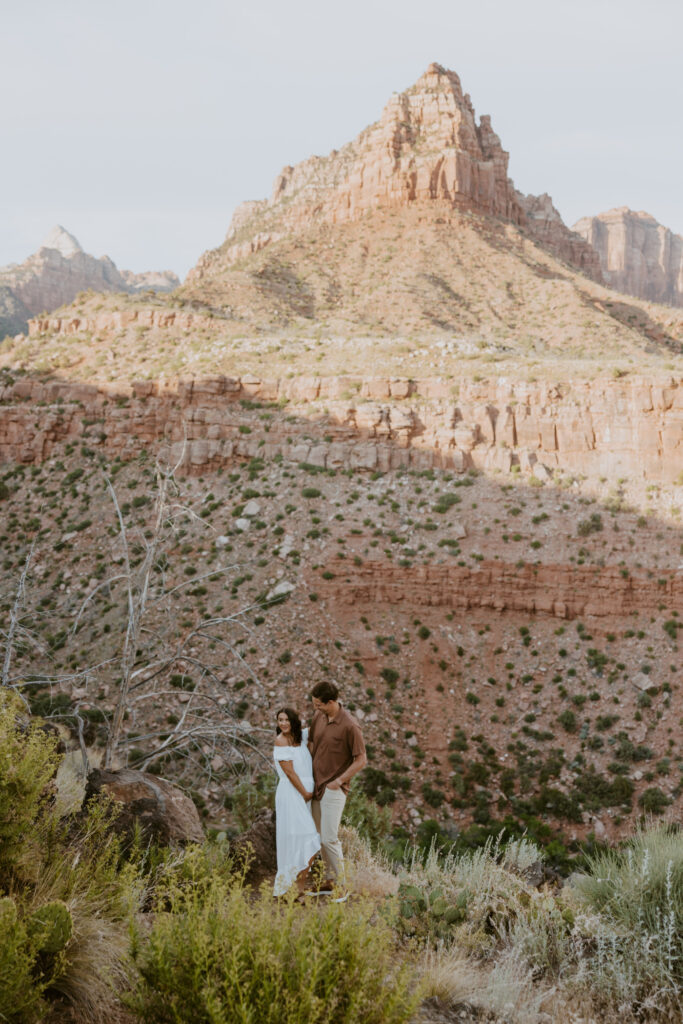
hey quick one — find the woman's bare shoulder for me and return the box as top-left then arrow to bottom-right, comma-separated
274,734 -> 289,747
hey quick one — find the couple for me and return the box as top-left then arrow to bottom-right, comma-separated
273,681 -> 367,900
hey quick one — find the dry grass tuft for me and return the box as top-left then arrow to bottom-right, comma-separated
340,825 -> 399,898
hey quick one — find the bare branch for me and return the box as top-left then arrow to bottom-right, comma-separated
2,540 -> 36,688
103,474 -> 138,769
70,574 -> 128,636
154,563 -> 242,602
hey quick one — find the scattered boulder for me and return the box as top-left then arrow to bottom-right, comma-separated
451,519 -> 467,539
83,768 -> 204,845
230,808 -> 277,883
632,672 -> 658,694
266,580 -> 295,602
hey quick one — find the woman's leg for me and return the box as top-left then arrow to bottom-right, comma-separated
295,852 -> 319,894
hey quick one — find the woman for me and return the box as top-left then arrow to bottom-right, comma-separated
273,707 -> 321,897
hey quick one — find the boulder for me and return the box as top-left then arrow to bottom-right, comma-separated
83,768 -> 204,845
266,580 -> 295,602
230,808 -> 277,883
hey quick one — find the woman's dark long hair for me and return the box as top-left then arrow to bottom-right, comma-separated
275,706 -> 303,746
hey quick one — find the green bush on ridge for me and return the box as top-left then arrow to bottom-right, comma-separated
0,692 -> 140,1023
128,873 -> 419,1024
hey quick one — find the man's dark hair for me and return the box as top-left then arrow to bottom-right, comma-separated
310,681 -> 339,703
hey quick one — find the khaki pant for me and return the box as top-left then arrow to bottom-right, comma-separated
311,787 -> 347,883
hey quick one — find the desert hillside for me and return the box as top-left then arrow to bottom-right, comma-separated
1,62 -> 681,855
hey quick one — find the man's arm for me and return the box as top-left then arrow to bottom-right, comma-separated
326,751 -> 367,791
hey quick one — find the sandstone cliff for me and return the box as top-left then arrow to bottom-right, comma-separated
0,226 -> 180,334
573,208 -> 683,307
517,192 -> 602,279
186,64 -> 601,295
2,372 -> 681,487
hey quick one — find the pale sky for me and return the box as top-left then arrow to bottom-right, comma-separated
2,0 -> 681,279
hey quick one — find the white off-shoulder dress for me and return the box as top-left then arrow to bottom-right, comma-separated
273,728 -> 321,896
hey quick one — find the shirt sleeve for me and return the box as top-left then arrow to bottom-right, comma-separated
273,746 -> 294,762
348,718 -> 366,759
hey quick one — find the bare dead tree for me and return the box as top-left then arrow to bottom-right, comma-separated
1,446 -> 279,803
91,450 -> 274,786
1,540 -> 38,707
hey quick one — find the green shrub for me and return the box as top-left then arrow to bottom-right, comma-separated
638,787 -> 670,814
557,709 -> 577,733
572,825 -> 683,1014
0,693 -> 140,1021
224,773 -> 277,829
128,876 -> 419,1024
577,513 -> 603,536
343,788 -> 392,848
0,896 -> 46,1023
0,693 -> 60,884
380,667 -> 399,686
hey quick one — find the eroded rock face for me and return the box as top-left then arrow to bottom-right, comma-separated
1,373 -> 681,485
573,208 -> 683,307
0,285 -> 31,339
188,64 -> 600,285
518,192 -> 603,280
0,226 -> 180,332
84,767 -> 204,844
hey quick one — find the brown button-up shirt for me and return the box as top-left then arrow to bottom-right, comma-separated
308,705 -> 366,800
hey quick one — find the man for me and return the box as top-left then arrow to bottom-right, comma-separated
308,680 -> 367,898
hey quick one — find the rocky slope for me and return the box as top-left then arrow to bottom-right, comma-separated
1,64 -> 682,847
573,208 -> 683,308
0,226 -> 179,336
0,406 -> 680,841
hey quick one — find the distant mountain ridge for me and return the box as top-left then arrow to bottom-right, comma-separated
0,226 -> 179,337
573,208 -> 683,307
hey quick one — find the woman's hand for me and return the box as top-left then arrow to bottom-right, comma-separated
303,790 -> 313,802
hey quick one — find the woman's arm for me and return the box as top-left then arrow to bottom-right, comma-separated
278,759 -> 313,801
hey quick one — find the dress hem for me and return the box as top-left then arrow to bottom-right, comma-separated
273,835 -> 321,896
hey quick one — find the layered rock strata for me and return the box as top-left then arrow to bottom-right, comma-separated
317,561 -> 683,620
1,373 -> 681,484
573,208 -> 683,307
28,307 -> 216,337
